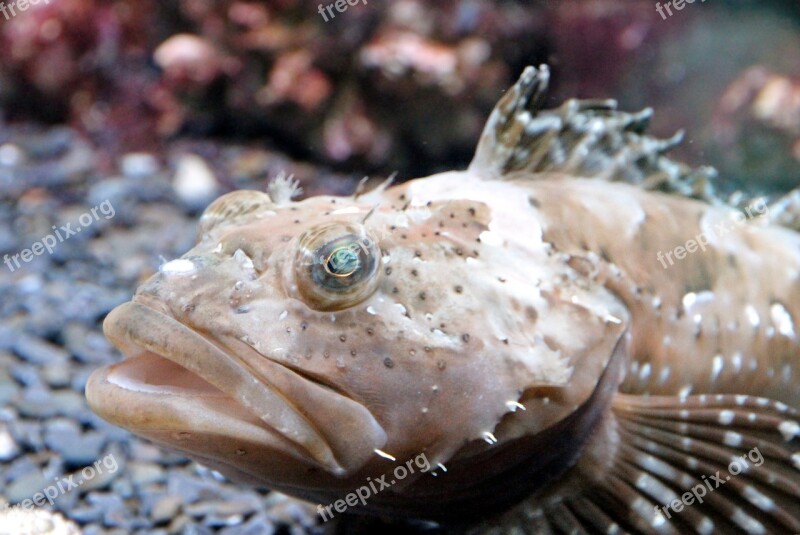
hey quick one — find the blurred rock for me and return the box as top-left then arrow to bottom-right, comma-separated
710,66 -> 800,192
0,422 -> 20,461
0,508 -> 82,535
172,154 -> 220,210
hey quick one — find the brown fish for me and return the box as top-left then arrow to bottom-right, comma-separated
86,66 -> 800,534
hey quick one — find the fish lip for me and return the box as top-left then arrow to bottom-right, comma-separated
88,300 -> 367,475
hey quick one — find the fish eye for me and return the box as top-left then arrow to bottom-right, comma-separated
293,223 -> 380,311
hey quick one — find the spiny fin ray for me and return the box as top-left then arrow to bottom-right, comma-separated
468,65 -> 720,205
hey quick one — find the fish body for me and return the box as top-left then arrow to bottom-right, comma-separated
87,66 -> 800,533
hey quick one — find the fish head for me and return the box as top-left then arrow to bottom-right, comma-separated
87,175 -> 630,514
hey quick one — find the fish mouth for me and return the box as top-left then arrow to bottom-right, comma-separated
86,301 -> 387,483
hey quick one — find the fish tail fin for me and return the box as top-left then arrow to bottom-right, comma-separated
468,65 -> 719,201
484,393 -> 800,534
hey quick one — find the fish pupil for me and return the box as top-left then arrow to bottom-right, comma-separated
325,246 -> 361,277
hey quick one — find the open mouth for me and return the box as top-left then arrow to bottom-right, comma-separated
105,351 -> 228,396
86,301 -> 387,479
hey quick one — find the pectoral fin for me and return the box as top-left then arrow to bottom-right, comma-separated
480,393 -> 799,534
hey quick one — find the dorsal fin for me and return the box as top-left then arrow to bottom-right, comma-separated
468,65 -> 721,204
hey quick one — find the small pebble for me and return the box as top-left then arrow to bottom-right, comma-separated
150,495 -> 183,524
0,423 -> 20,461
120,153 -> 161,179
13,335 -> 70,366
173,154 -> 219,209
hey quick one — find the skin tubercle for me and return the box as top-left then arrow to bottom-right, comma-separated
526,178 -> 800,407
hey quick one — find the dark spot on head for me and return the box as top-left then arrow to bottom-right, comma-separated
424,346 -> 431,352
323,351 -> 330,358
599,247 -> 612,262
414,250 -> 422,257
526,307 -> 538,322
392,287 -> 399,294
454,285 -> 463,293
437,360 -> 446,370
502,338 -> 509,345
385,267 -> 393,276
449,213 -> 455,218
498,277 -> 507,283
419,292 -> 426,300
468,207 -> 476,216
300,322 -> 308,331
528,196 -> 541,208
339,334 -> 347,342
366,327 -> 374,335
294,219 -> 300,224
411,269 -> 418,277
399,194 -> 406,201
462,333 -> 470,343
455,248 -> 463,256
350,349 -> 357,356
438,221 -> 445,228
401,234 -> 407,239
384,358 -> 395,368
390,225 -> 397,230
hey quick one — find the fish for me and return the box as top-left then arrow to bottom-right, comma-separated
86,65 -> 800,534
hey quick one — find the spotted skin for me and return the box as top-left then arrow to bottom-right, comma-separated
526,178 -> 800,407
86,67 -> 800,533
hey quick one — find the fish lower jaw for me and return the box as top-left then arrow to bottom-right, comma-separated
85,351 -> 322,472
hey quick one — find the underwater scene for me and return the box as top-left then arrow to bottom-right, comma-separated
0,1 -> 799,534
